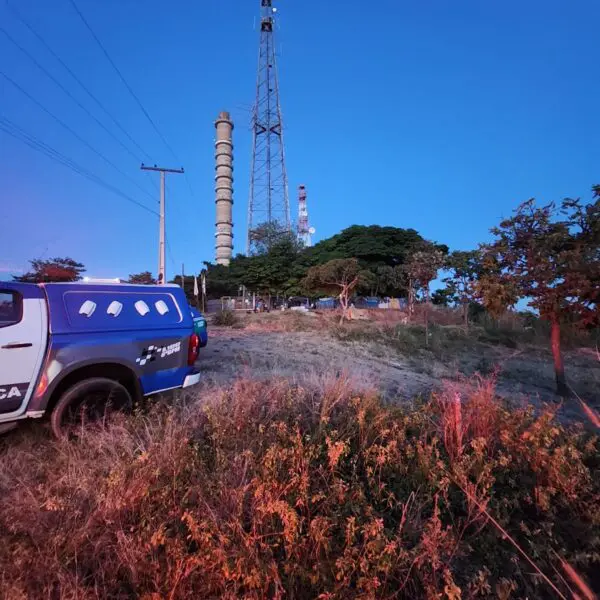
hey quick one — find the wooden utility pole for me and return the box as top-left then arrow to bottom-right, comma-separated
140,164 -> 184,285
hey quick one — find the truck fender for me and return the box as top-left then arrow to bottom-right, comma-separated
31,359 -> 143,415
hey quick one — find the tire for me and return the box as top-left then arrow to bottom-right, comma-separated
50,377 -> 133,439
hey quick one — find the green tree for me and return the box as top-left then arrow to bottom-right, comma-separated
302,225 -> 437,269
239,235 -> 302,300
406,246 -> 444,338
406,247 -> 445,342
303,258 -> 362,322
128,271 -> 156,285
406,247 -> 445,303
357,269 -> 379,296
14,257 -> 85,283
203,261 -> 242,300
376,265 -> 407,297
167,274 -> 201,305
431,287 -> 456,307
442,250 -> 482,328
480,191 -> 599,395
204,224 -> 447,303
474,252 -> 519,320
248,221 -> 296,255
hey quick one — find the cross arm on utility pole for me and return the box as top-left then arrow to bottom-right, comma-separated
140,163 -> 185,285
141,163 -> 185,174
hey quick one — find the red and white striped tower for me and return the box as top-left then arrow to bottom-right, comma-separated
297,185 -> 313,247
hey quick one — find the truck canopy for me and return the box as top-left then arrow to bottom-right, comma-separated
43,283 -> 192,335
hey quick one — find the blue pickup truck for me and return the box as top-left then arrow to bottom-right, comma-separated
0,281 -> 202,437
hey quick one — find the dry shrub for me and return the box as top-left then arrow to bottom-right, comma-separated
359,309 -> 409,325
0,376 -> 599,599
416,304 -> 465,327
243,311 -> 326,334
212,309 -> 240,327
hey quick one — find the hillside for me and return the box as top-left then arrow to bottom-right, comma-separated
203,311 -> 600,421
1,310 -> 598,598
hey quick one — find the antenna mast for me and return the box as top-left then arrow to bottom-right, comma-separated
247,0 -> 290,254
297,185 -> 313,247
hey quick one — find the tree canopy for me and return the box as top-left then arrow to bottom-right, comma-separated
128,271 -> 156,285
478,189 -> 600,394
481,196 -> 598,325
14,257 -> 85,283
248,221 -> 296,256
204,225 -> 439,300
300,225 -> 441,269
303,258 -> 362,321
441,250 -> 482,326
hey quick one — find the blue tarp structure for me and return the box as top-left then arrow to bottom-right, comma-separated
362,297 -> 380,308
316,297 -> 336,309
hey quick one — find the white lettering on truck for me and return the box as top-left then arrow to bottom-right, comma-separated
0,387 -> 22,401
160,342 -> 181,358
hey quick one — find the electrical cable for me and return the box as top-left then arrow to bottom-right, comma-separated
5,0 -> 154,164
166,238 -> 177,272
67,0 -> 179,163
0,25 -> 154,180
4,0 -> 158,193
66,0 -> 196,197
0,116 -> 159,217
0,70 -> 157,203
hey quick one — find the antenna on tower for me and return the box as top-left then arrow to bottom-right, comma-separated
247,0 -> 291,255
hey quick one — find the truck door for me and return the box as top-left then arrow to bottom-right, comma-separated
0,286 -> 47,419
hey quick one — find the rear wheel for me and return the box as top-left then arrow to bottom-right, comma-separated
50,377 -> 132,439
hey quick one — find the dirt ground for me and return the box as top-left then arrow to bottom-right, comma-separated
198,314 -> 600,422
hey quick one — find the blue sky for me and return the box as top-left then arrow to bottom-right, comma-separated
1,0 -> 599,281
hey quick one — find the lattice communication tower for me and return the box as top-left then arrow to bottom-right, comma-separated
247,0 -> 291,254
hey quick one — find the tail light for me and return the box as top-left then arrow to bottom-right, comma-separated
187,333 -> 200,365
35,371 -> 49,399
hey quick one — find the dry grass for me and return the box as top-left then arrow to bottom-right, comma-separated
243,310 -> 326,333
212,308 -> 241,327
0,374 -> 599,599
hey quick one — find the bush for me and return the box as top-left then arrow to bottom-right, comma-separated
212,308 -> 239,327
478,327 -> 519,349
331,322 -> 476,360
0,376 -> 598,598
244,311 -> 325,333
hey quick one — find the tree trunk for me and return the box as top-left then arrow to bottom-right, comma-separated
462,300 -> 469,331
550,318 -> 568,396
339,290 -> 348,324
424,286 -> 430,347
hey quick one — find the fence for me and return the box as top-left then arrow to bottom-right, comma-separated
316,297 -> 409,311
209,295 -> 411,314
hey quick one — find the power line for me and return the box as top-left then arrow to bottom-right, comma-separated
0,25 -> 154,181
4,0 -> 155,165
166,238 -> 177,272
0,117 -> 158,217
0,70 -> 157,203
1,117 -> 158,216
0,116 -> 159,217
67,0 -> 178,163
66,0 -> 196,197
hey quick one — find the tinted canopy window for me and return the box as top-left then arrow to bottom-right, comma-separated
62,291 -> 183,331
0,291 -> 22,328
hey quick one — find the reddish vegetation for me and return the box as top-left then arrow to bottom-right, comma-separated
0,376 -> 599,599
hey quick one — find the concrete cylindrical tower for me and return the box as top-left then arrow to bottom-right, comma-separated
215,111 -> 234,266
